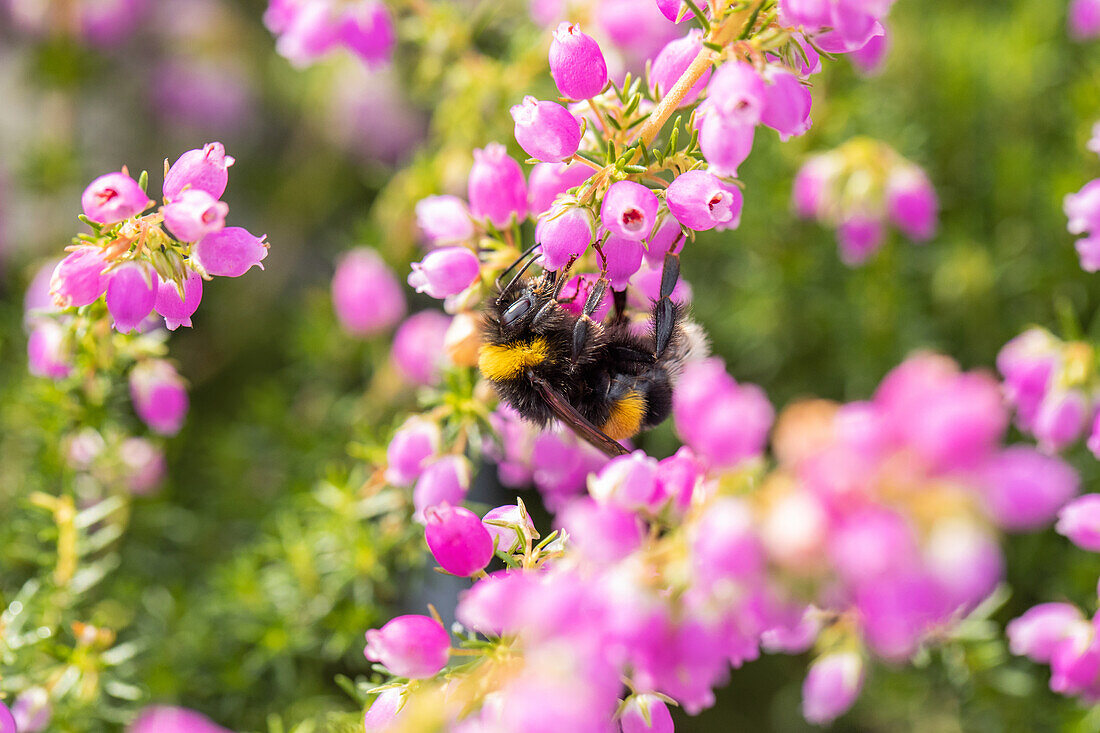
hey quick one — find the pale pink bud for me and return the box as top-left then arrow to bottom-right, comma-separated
980,447 -> 1079,531
601,181 -> 659,241
536,205 -> 595,271
528,162 -> 593,217
511,96 -> 582,163
408,246 -> 480,299
193,226 -> 268,277
482,504 -> 536,554
364,689 -> 407,731
886,165 -> 938,242
154,270 -> 203,331
604,235 -> 644,289
1007,603 -> 1088,663
81,172 -> 151,225
792,155 -> 836,219
392,310 -> 451,385
332,247 -> 405,335
129,360 -> 189,436
425,503 -> 494,576
801,652 -> 864,725
760,67 -> 812,141
11,686 -> 50,733
666,170 -> 742,231
619,694 -> 674,733
163,142 -> 234,202
1056,494 -> 1100,552
650,30 -> 711,106
415,195 -> 474,246
105,262 -> 158,333
162,188 -> 228,242
413,455 -> 472,524
119,437 -> 167,495
468,143 -> 528,229
364,615 -> 450,679
548,23 -> 608,100
385,416 -> 442,486
698,113 -> 754,177
50,246 -> 109,308
707,61 -> 766,126
27,321 -> 71,380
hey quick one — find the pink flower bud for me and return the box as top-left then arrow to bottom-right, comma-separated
425,503 -> 494,576
998,328 -> 1059,428
415,195 -> 474,246
619,694 -> 674,733
673,358 -> 773,468
1065,179 -> 1100,236
692,497 -> 763,584
162,189 -> 228,243
886,165 -> 938,241
1076,234 -> 1100,273
792,155 -> 836,219
604,235 -> 644,289
528,161 -> 593,217
27,321 -> 71,380
650,30 -> 712,107
154,269 -> 203,331
81,172 -> 151,225
536,205 -> 595,270
698,113 -> 754,177
482,504 -> 536,554
1034,389 -> 1090,453
11,686 -> 50,733
980,447 -> 1079,531
801,652 -> 864,725
364,689 -> 407,731
119,437 -> 167,495
836,215 -> 885,266
601,181 -> 659,241
105,262 -> 158,333
548,23 -> 608,100
1070,0 -> 1100,40
456,570 -> 531,635
511,96 -> 582,163
666,170 -> 742,231
364,615 -> 450,679
557,497 -> 644,564
193,226 -> 268,277
644,217 -> 685,266
850,28 -> 889,75
760,67 -> 812,141
331,247 -> 405,336
129,706 -> 231,733
1049,619 -> 1100,695
828,508 -> 917,586
468,143 -> 528,229
338,1 -> 396,66
385,416 -> 441,486
392,310 -> 451,385
50,246 -> 108,308
707,61 -> 766,126
1008,603 -> 1088,663
129,360 -> 189,436
1056,494 -> 1100,552
269,1 -> 341,67
655,446 -> 705,512
413,455 -> 472,524
408,246 -> 480,299
925,518 -> 1002,612
163,142 -> 234,202
588,450 -> 661,510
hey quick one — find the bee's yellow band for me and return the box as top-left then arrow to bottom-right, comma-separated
602,390 -> 646,440
478,338 -> 549,381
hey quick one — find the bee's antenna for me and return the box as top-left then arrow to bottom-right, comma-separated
497,254 -> 541,304
494,242 -> 542,290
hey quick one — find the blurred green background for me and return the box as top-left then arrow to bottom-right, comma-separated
3,0 -> 1100,730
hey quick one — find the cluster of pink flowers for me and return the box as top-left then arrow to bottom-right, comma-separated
997,328 -> 1100,455
793,138 -> 938,265
1063,122 -> 1100,271
263,0 -> 395,68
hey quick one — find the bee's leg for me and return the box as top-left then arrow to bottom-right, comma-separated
572,276 -> 608,362
654,251 -> 680,358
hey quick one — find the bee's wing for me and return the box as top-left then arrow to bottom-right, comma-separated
529,374 -> 630,458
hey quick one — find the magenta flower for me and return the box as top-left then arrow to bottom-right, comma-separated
413,455 -> 472,524
511,96 -> 582,163
425,503 -> 495,576
698,113 -> 755,177
1033,388 -> 1089,453
408,246 -> 480,299
1070,0 -> 1100,39
644,217 -> 685,266
619,694 -> 674,733
128,706 -> 231,733
528,161 -> 593,217
801,652 -> 864,725
654,0 -> 684,21
11,687 -> 50,733
194,227 -> 268,277
706,61 -> 766,126
827,508 -> 916,586
979,447 -> 1079,531
760,67 -> 812,141
604,235 -> 644,290
81,172 -> 151,225
154,269 -> 203,331
850,28 -> 889,75
365,614 -> 450,679
482,504 -> 537,554
1008,603 -> 1089,663
163,142 -> 234,202
468,143 -> 528,229
162,188 -> 228,243
692,497 -> 764,585
267,1 -> 340,67
391,310 -> 451,384
792,155 -> 836,219
673,358 -> 773,468
27,321 -> 71,380
650,30 -> 712,106
655,446 -> 705,513
836,215 -> 885,266
105,262 -> 158,333
885,166 -> 938,241
666,169 -> 742,231
536,205 -> 595,271
332,247 -> 406,336
588,451 -> 661,510
548,23 -> 608,100
1056,495 -> 1100,552
997,328 -> 1059,429
129,360 -> 189,436
601,181 -> 659,241
556,274 -> 612,322
338,1 -> 396,66
0,701 -> 12,733
364,689 -> 407,731
779,0 -> 832,29
415,195 -> 475,246
385,416 -> 441,486
50,246 -> 109,308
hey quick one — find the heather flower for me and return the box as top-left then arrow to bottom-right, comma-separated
129,706 -> 231,733
604,235 -> 644,289
665,170 -> 741,231
536,205 -> 595,270
511,97 -> 582,163
801,652 -> 864,725
1089,410 -> 1100,458
601,181 -> 659,241
105,262 -> 158,333
588,451 -> 661,510
850,28 -> 889,74
527,161 -> 593,217
619,694 -> 674,733
760,67 -> 812,141
1033,388 -> 1090,453
338,1 -> 397,66
23,259 -> 60,323
385,416 -> 442,486
27,321 -> 72,380
162,188 -> 228,242
979,447 -> 1079,531
0,701 -> 11,733
424,503 -> 495,576
692,497 -> 764,585
413,455 -> 472,524
1065,179 -> 1100,235
706,61 -> 766,126
364,689 -> 407,731
698,113 -> 755,177
1008,603 -> 1089,663
193,226 -> 268,277
468,143 -> 528,228
548,23 -> 608,100
997,328 -> 1059,429
530,428 -> 612,509
365,615 -> 450,679
655,446 -> 706,513
11,686 -> 50,733
391,310 -> 451,385
673,358 -> 773,468
1056,495 -> 1100,552
332,247 -> 405,336
50,246 -> 109,308
1076,234 -> 1100,272
129,360 -> 189,436
162,142 -> 234,202
415,195 -> 475,246
885,165 -> 938,241
836,215 -> 885,265
408,247 -> 480,299
119,437 -> 167,495
154,269 -> 203,331
649,30 -> 712,106
792,155 -> 837,219
1070,0 -> 1100,40
81,172 -> 151,225
644,217 -> 685,266
483,503 -> 537,554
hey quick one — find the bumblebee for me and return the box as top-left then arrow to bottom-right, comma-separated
479,250 -> 707,457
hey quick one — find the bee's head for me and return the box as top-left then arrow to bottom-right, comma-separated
489,273 -> 557,337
